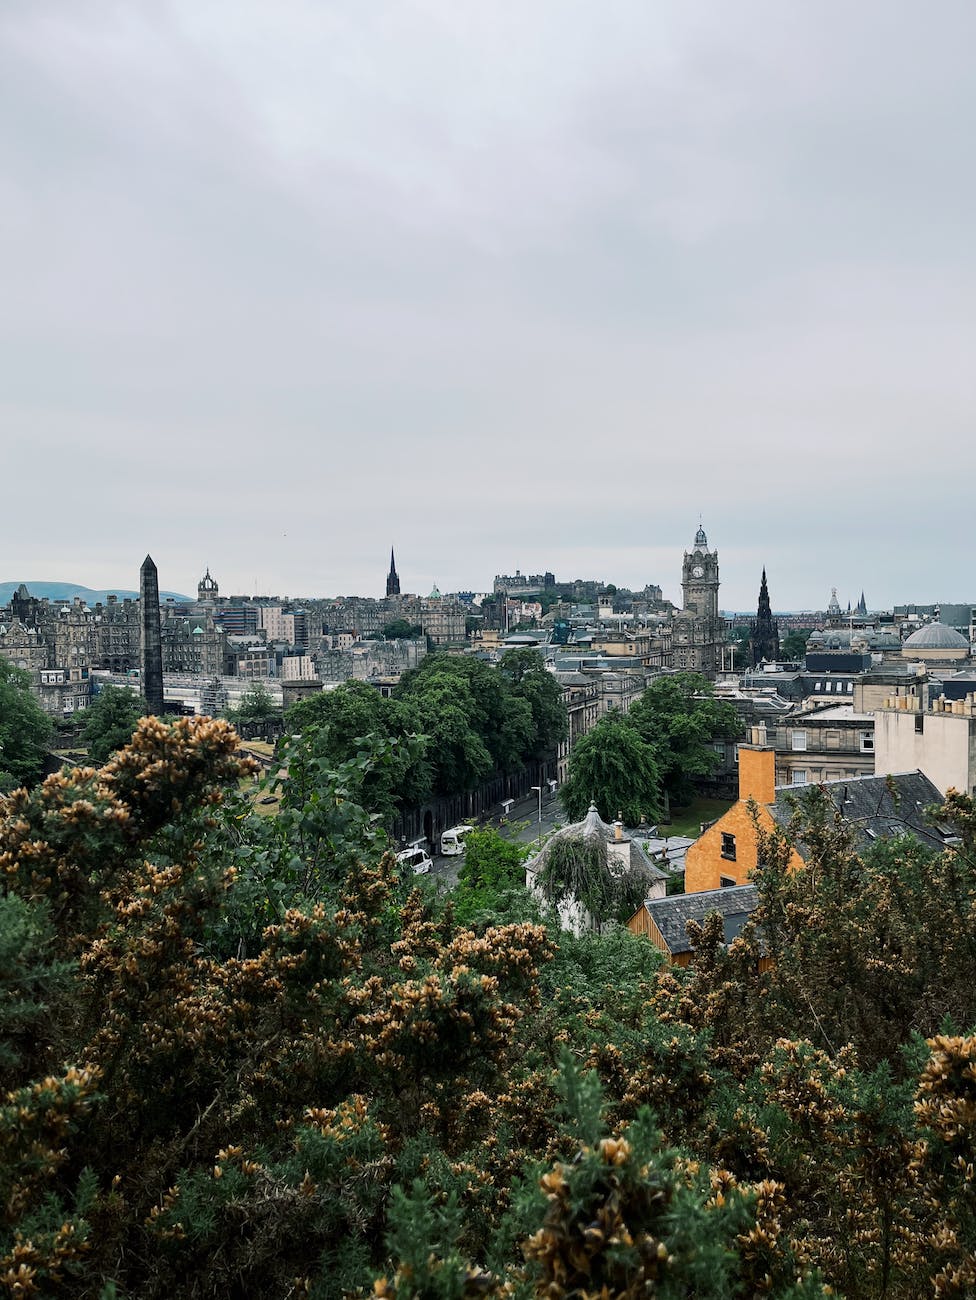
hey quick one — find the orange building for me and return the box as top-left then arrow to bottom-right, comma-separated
627,885 -> 762,966
685,729 -> 950,895
684,732 -> 801,894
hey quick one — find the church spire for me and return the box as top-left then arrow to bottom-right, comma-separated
385,546 -> 401,598
748,567 -> 780,667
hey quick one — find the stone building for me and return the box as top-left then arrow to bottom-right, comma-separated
161,619 -> 226,677
874,689 -> 976,798
94,595 -> 141,673
671,524 -> 723,676
0,596 -> 94,716
419,586 -> 466,645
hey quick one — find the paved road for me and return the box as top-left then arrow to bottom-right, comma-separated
425,790 -> 565,888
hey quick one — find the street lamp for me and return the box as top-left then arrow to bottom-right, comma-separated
530,784 -> 543,827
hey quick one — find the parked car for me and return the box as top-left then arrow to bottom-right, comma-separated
395,845 -> 433,875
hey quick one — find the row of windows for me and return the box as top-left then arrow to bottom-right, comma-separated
790,768 -> 873,785
790,729 -> 874,753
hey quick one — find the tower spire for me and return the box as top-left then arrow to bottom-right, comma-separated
385,546 -> 401,598
748,566 -> 780,667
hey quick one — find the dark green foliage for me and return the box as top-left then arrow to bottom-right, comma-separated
225,681 -> 280,724
0,659 -> 52,790
382,619 -> 424,640
4,717 -> 976,1297
452,828 -> 531,924
80,686 -> 146,764
560,712 -> 661,824
0,895 -> 73,1080
781,629 -> 812,660
627,671 -> 741,808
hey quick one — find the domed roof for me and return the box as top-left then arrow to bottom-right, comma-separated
694,524 -> 708,547
903,622 -> 969,650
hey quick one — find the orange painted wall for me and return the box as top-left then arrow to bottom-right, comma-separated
684,799 -> 777,892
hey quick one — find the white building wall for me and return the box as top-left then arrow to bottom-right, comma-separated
874,710 -> 976,797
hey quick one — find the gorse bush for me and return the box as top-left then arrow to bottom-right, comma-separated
0,717 -> 975,1296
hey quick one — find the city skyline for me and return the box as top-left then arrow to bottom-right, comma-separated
3,2 -> 975,609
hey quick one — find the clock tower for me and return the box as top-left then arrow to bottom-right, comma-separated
682,524 -> 720,623
673,523 -> 722,676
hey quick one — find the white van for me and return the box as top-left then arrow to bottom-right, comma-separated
440,824 -> 475,856
395,845 -> 433,875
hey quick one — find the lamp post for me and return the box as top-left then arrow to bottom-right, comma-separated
530,784 -> 543,828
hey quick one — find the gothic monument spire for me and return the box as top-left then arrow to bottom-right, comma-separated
748,567 -> 780,667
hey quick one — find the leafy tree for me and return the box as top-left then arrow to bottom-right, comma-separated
498,648 -> 567,762
80,685 -> 146,764
781,628 -> 812,660
0,659 -> 52,791
4,717 -> 976,1295
286,679 -> 431,814
628,671 -> 741,807
226,681 -> 280,725
452,828 -> 531,924
382,618 -> 424,640
561,712 -> 661,825
395,656 -> 534,792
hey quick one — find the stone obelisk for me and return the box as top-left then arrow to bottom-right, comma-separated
139,554 -> 164,716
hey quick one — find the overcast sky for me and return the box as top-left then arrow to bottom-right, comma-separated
2,1 -> 974,611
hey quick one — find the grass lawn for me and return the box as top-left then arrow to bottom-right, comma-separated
663,796 -> 733,838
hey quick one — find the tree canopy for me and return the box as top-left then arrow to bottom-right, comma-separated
226,681 -> 280,725
80,685 -> 146,764
381,619 -> 423,640
627,671 -> 740,807
560,712 -> 662,825
0,659 -> 52,791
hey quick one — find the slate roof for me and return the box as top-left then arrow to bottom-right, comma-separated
526,803 -> 667,882
769,771 -> 955,852
640,885 -> 759,956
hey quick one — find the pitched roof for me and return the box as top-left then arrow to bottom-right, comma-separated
770,771 -> 954,852
526,803 -> 667,882
640,885 -> 759,956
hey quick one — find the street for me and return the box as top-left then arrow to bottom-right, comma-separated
427,787 -> 564,887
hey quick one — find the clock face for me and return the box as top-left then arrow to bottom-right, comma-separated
692,565 -> 705,578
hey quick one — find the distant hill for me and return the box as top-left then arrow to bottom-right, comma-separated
0,581 -> 193,605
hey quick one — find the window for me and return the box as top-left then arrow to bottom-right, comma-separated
721,832 -> 737,861
791,730 -> 807,751
791,769 -> 808,785
859,730 -> 874,753
720,874 -> 737,887
915,714 -> 924,735
847,682 -> 854,692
